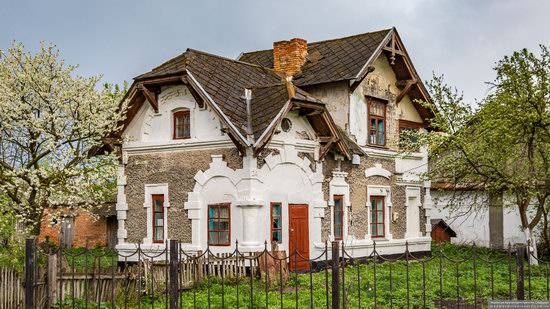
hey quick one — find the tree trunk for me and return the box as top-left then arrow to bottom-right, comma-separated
524,227 -> 539,265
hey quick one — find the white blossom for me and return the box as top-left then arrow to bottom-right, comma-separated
0,43 -> 128,234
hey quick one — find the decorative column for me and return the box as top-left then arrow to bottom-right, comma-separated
116,152 -> 129,245
423,180 -> 433,235
235,150 -> 264,250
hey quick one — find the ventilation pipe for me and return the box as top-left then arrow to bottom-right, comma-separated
244,88 -> 254,144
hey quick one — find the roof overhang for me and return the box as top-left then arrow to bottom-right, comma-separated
253,97 -> 352,160
111,71 -> 250,155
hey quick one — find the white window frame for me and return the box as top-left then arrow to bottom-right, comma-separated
143,183 -> 170,244
329,171 -> 350,241
366,185 -> 392,240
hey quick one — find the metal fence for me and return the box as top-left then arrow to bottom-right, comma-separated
18,239 -> 550,308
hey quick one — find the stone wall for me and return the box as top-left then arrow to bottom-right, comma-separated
124,148 -> 242,243
321,154 -> 408,240
391,185 -> 406,239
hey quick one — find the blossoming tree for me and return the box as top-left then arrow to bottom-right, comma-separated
405,46 -> 550,261
0,43 -> 127,235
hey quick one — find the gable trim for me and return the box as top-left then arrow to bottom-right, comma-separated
352,29 -> 394,88
186,70 -> 250,147
252,99 -> 293,151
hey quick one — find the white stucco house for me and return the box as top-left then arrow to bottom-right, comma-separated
111,28 -> 436,267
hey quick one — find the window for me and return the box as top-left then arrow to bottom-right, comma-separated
368,98 -> 386,146
60,216 -> 75,248
208,204 -> 230,246
152,195 -> 165,243
173,110 -> 190,139
370,196 -> 385,238
271,202 -> 282,243
281,118 -> 292,132
333,195 -> 344,240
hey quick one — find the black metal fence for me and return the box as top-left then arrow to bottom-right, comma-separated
22,239 -> 549,308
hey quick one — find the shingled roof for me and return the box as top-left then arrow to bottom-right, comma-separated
123,48 -> 353,157
239,29 -> 391,86
134,49 -> 325,140
119,28 -> 428,159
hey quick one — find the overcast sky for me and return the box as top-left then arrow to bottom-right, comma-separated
1,0 -> 549,104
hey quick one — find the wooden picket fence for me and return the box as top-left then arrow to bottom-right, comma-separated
1,251 -> 260,308
0,267 -> 24,309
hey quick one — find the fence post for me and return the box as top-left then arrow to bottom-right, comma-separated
169,240 -> 179,309
47,251 -> 57,307
25,238 -> 35,309
331,241 -> 340,309
516,244 -> 525,300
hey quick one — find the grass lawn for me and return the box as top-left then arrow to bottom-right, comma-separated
70,242 -> 549,309
170,246 -> 548,308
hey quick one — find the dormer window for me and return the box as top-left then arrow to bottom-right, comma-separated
173,110 -> 190,139
368,98 -> 386,146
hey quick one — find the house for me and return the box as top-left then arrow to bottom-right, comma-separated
430,189 -> 527,248
113,27 -> 436,265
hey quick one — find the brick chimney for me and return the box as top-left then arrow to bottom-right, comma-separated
273,38 -> 308,77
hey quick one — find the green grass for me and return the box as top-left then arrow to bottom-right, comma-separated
62,247 -> 118,272
67,243 -> 548,309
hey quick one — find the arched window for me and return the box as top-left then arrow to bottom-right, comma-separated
173,110 -> 190,139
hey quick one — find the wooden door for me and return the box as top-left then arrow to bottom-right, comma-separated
289,204 -> 310,271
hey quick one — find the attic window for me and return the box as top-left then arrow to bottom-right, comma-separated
368,98 -> 386,146
281,118 -> 292,132
173,110 -> 190,139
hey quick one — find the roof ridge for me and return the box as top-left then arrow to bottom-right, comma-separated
187,48 -> 279,72
240,28 -> 393,56
144,50 -> 189,74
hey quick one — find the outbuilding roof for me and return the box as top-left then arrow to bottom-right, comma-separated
431,219 -> 457,237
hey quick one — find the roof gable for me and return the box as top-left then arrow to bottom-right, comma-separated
239,29 -> 391,86
121,49 -> 351,158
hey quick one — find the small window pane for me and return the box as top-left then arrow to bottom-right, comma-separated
219,231 -> 229,244
155,227 -> 163,240
211,221 -> 219,230
220,220 -> 229,230
176,126 -> 184,138
378,225 -> 384,236
154,200 -> 163,212
274,204 -> 281,216
209,232 -> 218,244
272,231 -> 281,242
220,207 -> 229,218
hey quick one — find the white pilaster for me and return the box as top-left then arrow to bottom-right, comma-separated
116,152 -> 129,245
